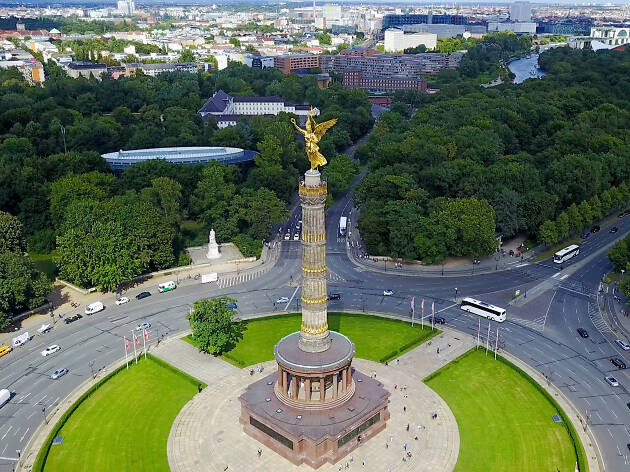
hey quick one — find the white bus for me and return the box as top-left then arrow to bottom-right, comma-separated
553,244 -> 580,264
460,297 -> 506,323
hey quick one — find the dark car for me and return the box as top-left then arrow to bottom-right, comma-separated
226,303 -> 238,310
64,314 -> 82,324
591,225 -> 600,233
328,293 -> 341,301
624,209 -> 630,216
618,213 -> 625,218
581,231 -> 590,239
135,291 -> 151,300
611,358 -> 627,369
576,328 -> 589,338
429,316 -> 446,325
610,226 -> 619,233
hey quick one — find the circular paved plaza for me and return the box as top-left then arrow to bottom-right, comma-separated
167,357 -> 459,472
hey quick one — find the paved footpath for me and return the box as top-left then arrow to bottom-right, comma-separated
166,329 -> 474,472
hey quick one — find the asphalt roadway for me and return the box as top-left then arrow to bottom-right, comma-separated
2,206 -> 630,471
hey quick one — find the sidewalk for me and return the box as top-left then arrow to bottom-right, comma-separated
1,242 -> 281,347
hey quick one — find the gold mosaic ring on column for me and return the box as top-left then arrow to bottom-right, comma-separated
302,266 -> 327,274
301,295 -> 328,304
301,323 -> 329,335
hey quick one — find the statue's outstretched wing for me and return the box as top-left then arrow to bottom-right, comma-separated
313,118 -> 338,140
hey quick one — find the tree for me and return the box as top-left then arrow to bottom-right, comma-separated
0,211 -> 26,254
556,212 -> 570,240
538,220 -> 558,246
324,154 -> 359,198
566,203 -> 582,235
0,251 -> 51,330
578,200 -> 593,229
608,236 -> 630,272
179,49 -> 195,62
186,297 -> 244,355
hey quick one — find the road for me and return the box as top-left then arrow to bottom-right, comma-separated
3,164 -> 630,469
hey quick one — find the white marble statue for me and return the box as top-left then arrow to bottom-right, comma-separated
206,228 -> 220,259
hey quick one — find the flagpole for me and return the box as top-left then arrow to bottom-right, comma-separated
476,319 -> 480,350
431,301 -> 435,331
143,329 -> 147,360
132,330 -> 138,365
485,322 -> 490,355
421,299 -> 424,329
411,297 -> 415,327
124,337 -> 129,369
494,326 -> 499,360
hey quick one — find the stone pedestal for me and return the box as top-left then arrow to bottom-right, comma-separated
206,228 -> 220,260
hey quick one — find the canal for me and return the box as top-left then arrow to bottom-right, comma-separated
507,53 -> 545,84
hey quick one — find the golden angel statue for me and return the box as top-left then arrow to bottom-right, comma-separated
291,108 -> 337,170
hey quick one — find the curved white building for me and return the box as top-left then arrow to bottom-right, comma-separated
101,146 -> 256,170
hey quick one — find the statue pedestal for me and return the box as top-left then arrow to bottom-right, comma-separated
206,229 -> 221,260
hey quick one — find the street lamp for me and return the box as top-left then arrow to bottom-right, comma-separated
89,360 -> 95,379
41,406 -> 48,425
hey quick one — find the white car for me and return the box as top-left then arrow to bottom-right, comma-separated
293,233 -> 300,241
51,368 -> 68,380
135,322 -> 151,331
276,297 -> 289,304
605,375 -> 620,387
115,297 -> 129,305
41,345 -> 61,357
284,233 -> 290,240
383,290 -> 394,296
615,339 -> 630,350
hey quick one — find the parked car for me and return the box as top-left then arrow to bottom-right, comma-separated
136,291 -> 151,300
576,328 -> 589,338
284,233 -> 290,240
85,301 -> 104,315
610,226 -> 619,233
618,213 -> 625,218
615,339 -> 630,350
226,303 -> 238,310
293,233 -> 300,241
581,231 -> 590,239
275,297 -> 289,304
158,281 -> 177,293
115,297 -> 129,305
328,293 -> 342,301
611,358 -> 626,369
591,225 -> 600,233
135,322 -> 151,331
0,389 -> 10,408
624,209 -> 630,216
605,375 -> 619,387
41,345 -> 61,357
383,289 -> 394,296
0,345 -> 12,358
51,368 -> 68,380
428,316 -> 446,325
64,314 -> 82,324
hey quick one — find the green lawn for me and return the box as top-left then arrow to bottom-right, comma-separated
425,349 -> 581,472
43,357 -> 201,472
29,251 -> 58,279
185,312 -> 439,367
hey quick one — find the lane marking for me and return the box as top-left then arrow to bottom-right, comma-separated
285,285 -> 300,311
1,426 -> 12,440
33,394 -> 47,407
19,427 -> 29,443
17,392 -> 31,404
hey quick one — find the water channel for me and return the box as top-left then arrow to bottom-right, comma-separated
507,53 -> 546,84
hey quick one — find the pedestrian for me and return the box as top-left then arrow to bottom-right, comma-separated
257,448 -> 262,458
385,361 -> 388,366
345,462 -> 349,469
404,442 -> 407,451
394,384 -> 397,390
437,347 -> 440,355
396,359 -> 400,365
386,442 -> 389,449
402,456 -> 406,462
403,405 -> 406,413
414,435 -> 418,441
406,423 -> 410,432
350,455 -> 353,463
362,460 -> 365,467
197,384 -> 202,393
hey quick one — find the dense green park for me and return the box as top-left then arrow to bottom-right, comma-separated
425,349 -> 584,472
356,47 -> 630,262
185,312 -> 439,366
40,356 -> 201,472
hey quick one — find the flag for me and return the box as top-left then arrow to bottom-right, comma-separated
421,299 -> 425,314
411,297 -> 415,312
144,329 -> 149,341
134,333 -> 140,345
431,301 -> 434,316
125,338 -> 130,351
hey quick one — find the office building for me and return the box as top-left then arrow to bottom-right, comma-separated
510,2 -> 532,22
384,29 -> 437,52
342,70 -> 427,92
274,54 -> 320,74
382,13 -> 468,32
199,90 -> 318,128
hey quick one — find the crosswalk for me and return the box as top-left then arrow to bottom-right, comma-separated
588,303 -> 612,334
216,271 -> 261,289
509,315 -> 546,331
559,280 -> 596,299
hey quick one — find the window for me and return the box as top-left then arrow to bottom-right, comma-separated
250,416 -> 293,450
337,413 -> 381,448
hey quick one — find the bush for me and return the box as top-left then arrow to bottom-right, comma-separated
28,229 -> 56,253
177,251 -> 192,266
232,234 -> 262,258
